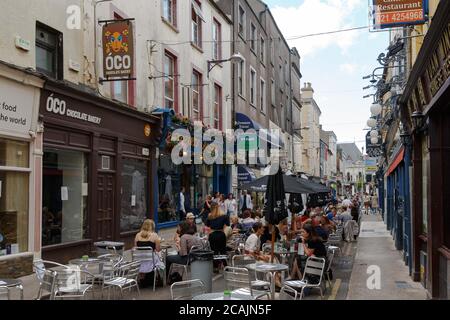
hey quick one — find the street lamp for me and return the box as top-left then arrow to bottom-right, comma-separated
367,118 -> 377,128
370,103 -> 382,116
411,111 -> 425,131
207,53 -> 244,78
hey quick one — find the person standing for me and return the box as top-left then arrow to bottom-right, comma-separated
224,193 -> 237,217
239,190 -> 253,214
371,193 -> 379,214
178,187 -> 186,221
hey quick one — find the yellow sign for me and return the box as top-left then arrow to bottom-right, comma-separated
144,124 -> 151,137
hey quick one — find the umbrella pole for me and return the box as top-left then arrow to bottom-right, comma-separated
271,224 -> 276,263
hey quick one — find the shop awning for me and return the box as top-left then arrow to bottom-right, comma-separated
235,113 -> 285,149
385,147 -> 405,176
237,166 -> 257,185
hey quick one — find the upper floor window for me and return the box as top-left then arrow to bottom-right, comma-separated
250,67 -> 256,106
162,0 -> 177,27
260,36 -> 265,63
260,78 -> 266,114
36,22 -> 63,80
238,5 -> 246,38
164,52 -> 177,110
214,84 -> 222,130
191,0 -> 204,49
212,19 -> 222,60
192,70 -> 202,121
238,59 -> 245,97
250,23 -> 257,53
271,79 -> 275,106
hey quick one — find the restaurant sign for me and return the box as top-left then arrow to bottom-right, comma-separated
102,20 -> 134,79
372,0 -> 428,29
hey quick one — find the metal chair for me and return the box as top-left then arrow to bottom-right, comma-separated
132,246 -> 160,292
0,287 -> 9,300
170,279 -> 206,300
223,266 -> 270,300
102,260 -> 142,300
284,256 -> 326,300
33,259 -> 94,300
324,249 -> 335,289
168,243 -> 206,281
279,285 -> 299,300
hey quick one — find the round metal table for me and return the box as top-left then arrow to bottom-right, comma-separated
69,258 -> 102,265
192,292 -> 256,300
246,263 -> 289,300
0,279 -> 23,300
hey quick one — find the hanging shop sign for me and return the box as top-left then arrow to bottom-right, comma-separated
102,20 -> 134,79
366,131 -> 382,158
372,0 -> 428,29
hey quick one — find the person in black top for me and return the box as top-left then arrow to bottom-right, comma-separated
206,203 -> 230,257
290,223 -> 327,280
260,224 -> 281,250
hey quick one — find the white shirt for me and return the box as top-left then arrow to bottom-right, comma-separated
245,234 -> 260,253
224,199 -> 237,215
342,199 -> 352,207
179,193 -> 185,212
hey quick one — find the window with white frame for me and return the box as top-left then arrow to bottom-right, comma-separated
191,0 -> 203,48
250,23 -> 256,53
250,67 -> 256,106
271,79 -> 275,106
260,36 -> 265,63
164,52 -> 176,109
212,19 -> 221,60
162,0 -> 177,27
214,84 -> 222,130
192,70 -> 202,120
238,5 -> 246,38
238,59 -> 245,97
260,78 -> 266,114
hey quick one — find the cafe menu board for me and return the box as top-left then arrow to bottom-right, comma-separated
372,0 -> 428,29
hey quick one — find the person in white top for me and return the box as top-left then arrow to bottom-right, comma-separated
224,193 -> 237,217
178,187 -> 186,220
244,222 -> 264,255
239,190 -> 253,213
342,198 -> 352,208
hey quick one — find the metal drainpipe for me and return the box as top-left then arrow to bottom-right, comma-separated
231,0 -> 236,129
289,51 -> 294,172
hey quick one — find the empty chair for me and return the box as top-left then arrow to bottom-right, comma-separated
170,279 -> 206,300
279,285 -> 299,300
102,260 -> 142,300
284,256 -> 326,300
324,249 -> 335,289
223,266 -> 270,300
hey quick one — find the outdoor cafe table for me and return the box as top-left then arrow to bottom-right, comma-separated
0,279 -> 23,300
192,292 -> 256,300
246,262 -> 289,300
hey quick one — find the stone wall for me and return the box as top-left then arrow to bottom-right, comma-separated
0,254 -> 33,278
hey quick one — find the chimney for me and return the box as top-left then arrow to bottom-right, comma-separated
301,82 -> 314,99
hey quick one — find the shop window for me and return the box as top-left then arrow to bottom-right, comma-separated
158,153 -> 180,224
120,158 -> 148,232
42,149 -> 88,246
0,139 -> 29,168
36,22 -> 63,80
0,138 -> 30,256
422,137 -> 429,235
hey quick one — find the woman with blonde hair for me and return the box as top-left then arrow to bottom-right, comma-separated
134,219 -> 165,287
206,203 -> 230,268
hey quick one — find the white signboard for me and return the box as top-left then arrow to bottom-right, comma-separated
0,77 -> 35,135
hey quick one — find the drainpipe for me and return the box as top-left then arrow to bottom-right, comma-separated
289,50 -> 294,172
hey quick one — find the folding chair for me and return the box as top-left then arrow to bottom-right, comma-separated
170,279 -> 206,300
223,266 -> 270,300
284,256 -> 326,299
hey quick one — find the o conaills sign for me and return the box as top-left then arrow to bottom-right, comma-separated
373,0 -> 428,29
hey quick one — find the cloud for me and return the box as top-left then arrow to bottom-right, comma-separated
339,63 -> 359,75
270,0 -> 365,57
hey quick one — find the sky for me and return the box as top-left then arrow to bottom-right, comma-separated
265,0 -> 389,152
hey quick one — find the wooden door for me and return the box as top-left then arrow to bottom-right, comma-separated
96,173 -> 115,241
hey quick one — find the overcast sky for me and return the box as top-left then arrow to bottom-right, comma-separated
265,0 -> 389,152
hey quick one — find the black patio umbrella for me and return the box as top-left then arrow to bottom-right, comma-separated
262,167 -> 288,262
288,193 -> 304,214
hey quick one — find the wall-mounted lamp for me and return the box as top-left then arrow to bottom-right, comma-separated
207,53 -> 244,78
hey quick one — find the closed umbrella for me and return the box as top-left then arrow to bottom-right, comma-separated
262,167 -> 288,262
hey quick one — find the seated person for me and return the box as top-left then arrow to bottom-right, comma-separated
244,222 -> 270,262
230,215 -> 243,234
312,215 -> 329,241
241,209 -> 256,231
166,222 -> 202,278
290,224 -> 327,281
134,219 -> 164,283
260,222 -> 281,251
